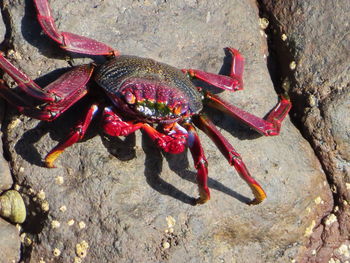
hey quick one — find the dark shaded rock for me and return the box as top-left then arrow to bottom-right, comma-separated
2,0 -> 332,262
260,0 -> 350,262
0,218 -> 21,262
0,128 -> 12,192
0,8 -> 5,42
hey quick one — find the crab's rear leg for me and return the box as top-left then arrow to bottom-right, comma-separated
182,48 -> 243,92
193,114 -> 266,205
45,103 -> 99,168
34,0 -> 119,56
205,91 -> 291,136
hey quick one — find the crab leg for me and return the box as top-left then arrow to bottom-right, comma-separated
34,0 -> 119,56
45,103 -> 99,168
0,62 -> 94,121
0,52 -> 55,102
182,123 -> 210,204
205,91 -> 291,136
182,48 -> 244,92
194,114 -> 266,205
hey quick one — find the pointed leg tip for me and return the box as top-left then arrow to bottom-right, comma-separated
195,187 -> 210,205
44,161 -> 56,168
195,197 -> 209,205
248,198 -> 263,206
44,150 -> 63,168
248,184 -> 267,205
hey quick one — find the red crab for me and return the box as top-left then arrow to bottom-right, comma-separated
0,0 -> 291,205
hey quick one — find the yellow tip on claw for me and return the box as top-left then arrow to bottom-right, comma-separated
248,183 -> 267,205
45,150 -> 63,168
196,187 -> 210,205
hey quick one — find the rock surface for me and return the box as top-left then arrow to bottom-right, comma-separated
260,0 -> 350,262
0,0 -> 334,262
0,219 -> 21,262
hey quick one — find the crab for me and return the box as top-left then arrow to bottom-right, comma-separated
0,0 -> 291,205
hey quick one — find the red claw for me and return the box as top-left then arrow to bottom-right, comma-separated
142,124 -> 188,154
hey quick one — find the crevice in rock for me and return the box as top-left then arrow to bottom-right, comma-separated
256,1 -> 342,261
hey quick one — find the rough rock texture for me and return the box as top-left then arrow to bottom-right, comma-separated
0,100 -> 13,191
0,0 -> 334,262
0,1 -> 13,192
0,219 -> 21,262
259,0 -> 350,262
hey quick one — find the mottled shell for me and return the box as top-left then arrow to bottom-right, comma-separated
95,55 -> 203,114
0,190 -> 26,223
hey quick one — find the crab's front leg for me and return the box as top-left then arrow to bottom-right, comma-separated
183,123 -> 210,204
34,0 -> 119,56
194,115 -> 266,205
182,48 -> 244,92
142,123 -> 188,154
102,107 -> 143,137
142,122 -> 209,204
45,103 -> 99,168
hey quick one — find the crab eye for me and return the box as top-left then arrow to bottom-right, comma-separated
124,91 -> 136,104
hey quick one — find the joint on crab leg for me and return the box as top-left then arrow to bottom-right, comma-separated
204,91 -> 291,136
142,123 -> 188,154
0,61 -> 93,121
182,48 -> 244,92
183,123 -> 210,204
194,114 -> 266,205
0,52 -> 55,102
45,103 -> 99,168
34,0 -> 119,56
102,107 -> 143,137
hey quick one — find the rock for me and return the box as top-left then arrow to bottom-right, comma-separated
0,5 -> 13,193
2,0 -> 331,262
0,134 -> 12,192
0,218 -> 21,262
0,7 -> 5,43
260,0 -> 350,262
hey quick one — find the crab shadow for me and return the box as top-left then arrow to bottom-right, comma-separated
14,98 -> 251,206
141,133 -> 251,205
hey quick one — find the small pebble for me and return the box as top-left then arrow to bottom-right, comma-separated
79,221 -> 86,229
162,241 -> 170,249
259,17 -> 269,29
51,220 -> 61,229
289,61 -> 296,70
37,190 -> 46,200
59,205 -> 67,212
41,200 -> 50,212
55,176 -> 64,185
76,240 -> 89,258
53,248 -> 61,257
